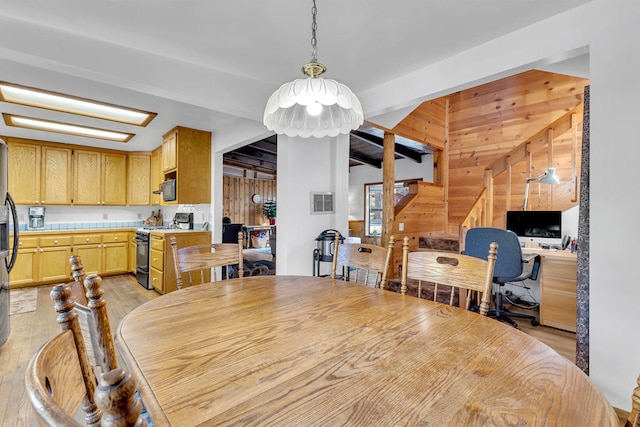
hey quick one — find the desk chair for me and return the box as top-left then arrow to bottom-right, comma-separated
170,231 -> 244,289
25,284 -> 146,426
463,227 -> 540,328
331,233 -> 395,288
400,236 -> 497,314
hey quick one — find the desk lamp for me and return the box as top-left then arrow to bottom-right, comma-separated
523,167 -> 560,210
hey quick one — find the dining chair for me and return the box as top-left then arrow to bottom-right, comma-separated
170,231 -> 244,289
331,233 -> 395,289
400,236 -> 498,314
25,284 -> 146,426
628,374 -> 640,427
68,255 -> 117,374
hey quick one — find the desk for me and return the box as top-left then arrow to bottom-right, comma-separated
523,248 -> 578,332
116,275 -> 616,426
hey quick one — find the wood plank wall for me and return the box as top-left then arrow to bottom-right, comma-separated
389,182 -> 446,274
385,70 -> 588,231
222,176 -> 276,226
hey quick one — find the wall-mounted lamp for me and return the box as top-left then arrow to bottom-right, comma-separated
523,167 -> 560,211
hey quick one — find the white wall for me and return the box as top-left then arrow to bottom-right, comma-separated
587,0 -> 640,409
348,154 -> 434,220
277,134 -> 349,276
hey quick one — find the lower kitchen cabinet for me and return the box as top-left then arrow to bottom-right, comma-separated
148,231 -> 211,294
10,237 -> 39,288
73,232 -> 129,276
11,229 -> 134,287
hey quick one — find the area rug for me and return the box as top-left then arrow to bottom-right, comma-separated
9,287 -> 38,316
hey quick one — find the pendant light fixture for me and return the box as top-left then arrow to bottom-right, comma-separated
263,0 -> 363,138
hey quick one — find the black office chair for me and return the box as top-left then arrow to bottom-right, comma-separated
463,227 -> 540,328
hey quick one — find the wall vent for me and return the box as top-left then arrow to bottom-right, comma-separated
311,192 -> 334,214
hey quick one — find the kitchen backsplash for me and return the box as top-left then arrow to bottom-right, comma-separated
11,204 -> 212,231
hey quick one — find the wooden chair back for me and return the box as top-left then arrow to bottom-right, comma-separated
68,256 -> 117,374
170,231 -> 244,289
400,236 -> 498,315
25,284 -> 146,426
331,233 -> 395,289
628,374 -> 640,427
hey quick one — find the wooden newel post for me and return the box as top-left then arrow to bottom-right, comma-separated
50,284 -> 101,426
84,273 -> 117,372
95,368 -> 147,427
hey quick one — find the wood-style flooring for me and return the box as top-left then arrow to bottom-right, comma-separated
0,274 -> 623,426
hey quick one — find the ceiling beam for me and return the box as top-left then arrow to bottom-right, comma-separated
349,149 -> 382,169
351,130 -> 423,163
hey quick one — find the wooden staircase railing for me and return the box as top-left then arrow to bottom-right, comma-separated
458,188 -> 489,251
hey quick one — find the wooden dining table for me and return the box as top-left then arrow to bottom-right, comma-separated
116,275 -> 618,426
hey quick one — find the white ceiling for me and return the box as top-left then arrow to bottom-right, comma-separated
0,0 -> 591,152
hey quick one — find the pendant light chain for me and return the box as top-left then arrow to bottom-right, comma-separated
311,0 -> 318,62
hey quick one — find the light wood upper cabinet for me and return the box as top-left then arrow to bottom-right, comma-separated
74,150 -> 101,205
102,153 -> 127,205
8,141 -> 41,205
41,147 -> 73,204
74,150 -> 127,205
161,126 -> 211,205
162,130 -> 177,172
8,140 -> 72,205
151,147 -> 163,205
128,153 -> 151,206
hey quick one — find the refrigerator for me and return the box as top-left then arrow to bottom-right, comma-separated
1,138 -> 19,347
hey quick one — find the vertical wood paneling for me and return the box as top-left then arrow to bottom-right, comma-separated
222,176 -> 276,226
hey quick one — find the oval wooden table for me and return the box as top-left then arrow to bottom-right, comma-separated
116,275 -> 617,426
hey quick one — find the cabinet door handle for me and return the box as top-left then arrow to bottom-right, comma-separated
86,238 -> 90,242
114,237 -> 118,241
19,242 -> 22,246
54,240 -> 58,244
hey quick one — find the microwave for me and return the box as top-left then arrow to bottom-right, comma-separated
162,179 -> 177,202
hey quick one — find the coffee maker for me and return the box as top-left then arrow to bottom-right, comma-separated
28,206 -> 45,229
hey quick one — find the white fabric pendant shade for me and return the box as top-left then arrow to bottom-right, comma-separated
263,76 -> 364,138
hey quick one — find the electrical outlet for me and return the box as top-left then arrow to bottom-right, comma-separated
398,223 -> 404,231
103,213 -> 108,220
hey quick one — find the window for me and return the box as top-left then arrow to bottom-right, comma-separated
365,180 -> 417,236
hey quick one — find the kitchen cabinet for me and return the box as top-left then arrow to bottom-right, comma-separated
161,126 -> 211,205
10,229 -> 134,287
9,236 -> 39,288
148,231 -> 211,294
162,130 -> 177,172
37,236 -> 73,283
127,153 -> 151,205
72,233 -> 103,276
74,150 -> 127,205
72,232 -> 129,276
7,140 -> 72,205
102,232 -> 128,274
150,146 -> 163,205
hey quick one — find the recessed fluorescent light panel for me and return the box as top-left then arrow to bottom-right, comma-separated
0,81 -> 156,126
3,114 -> 135,142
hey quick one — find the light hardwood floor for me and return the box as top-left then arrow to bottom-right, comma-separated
0,274 -> 624,425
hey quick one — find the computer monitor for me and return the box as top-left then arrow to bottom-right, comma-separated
506,210 -> 562,248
